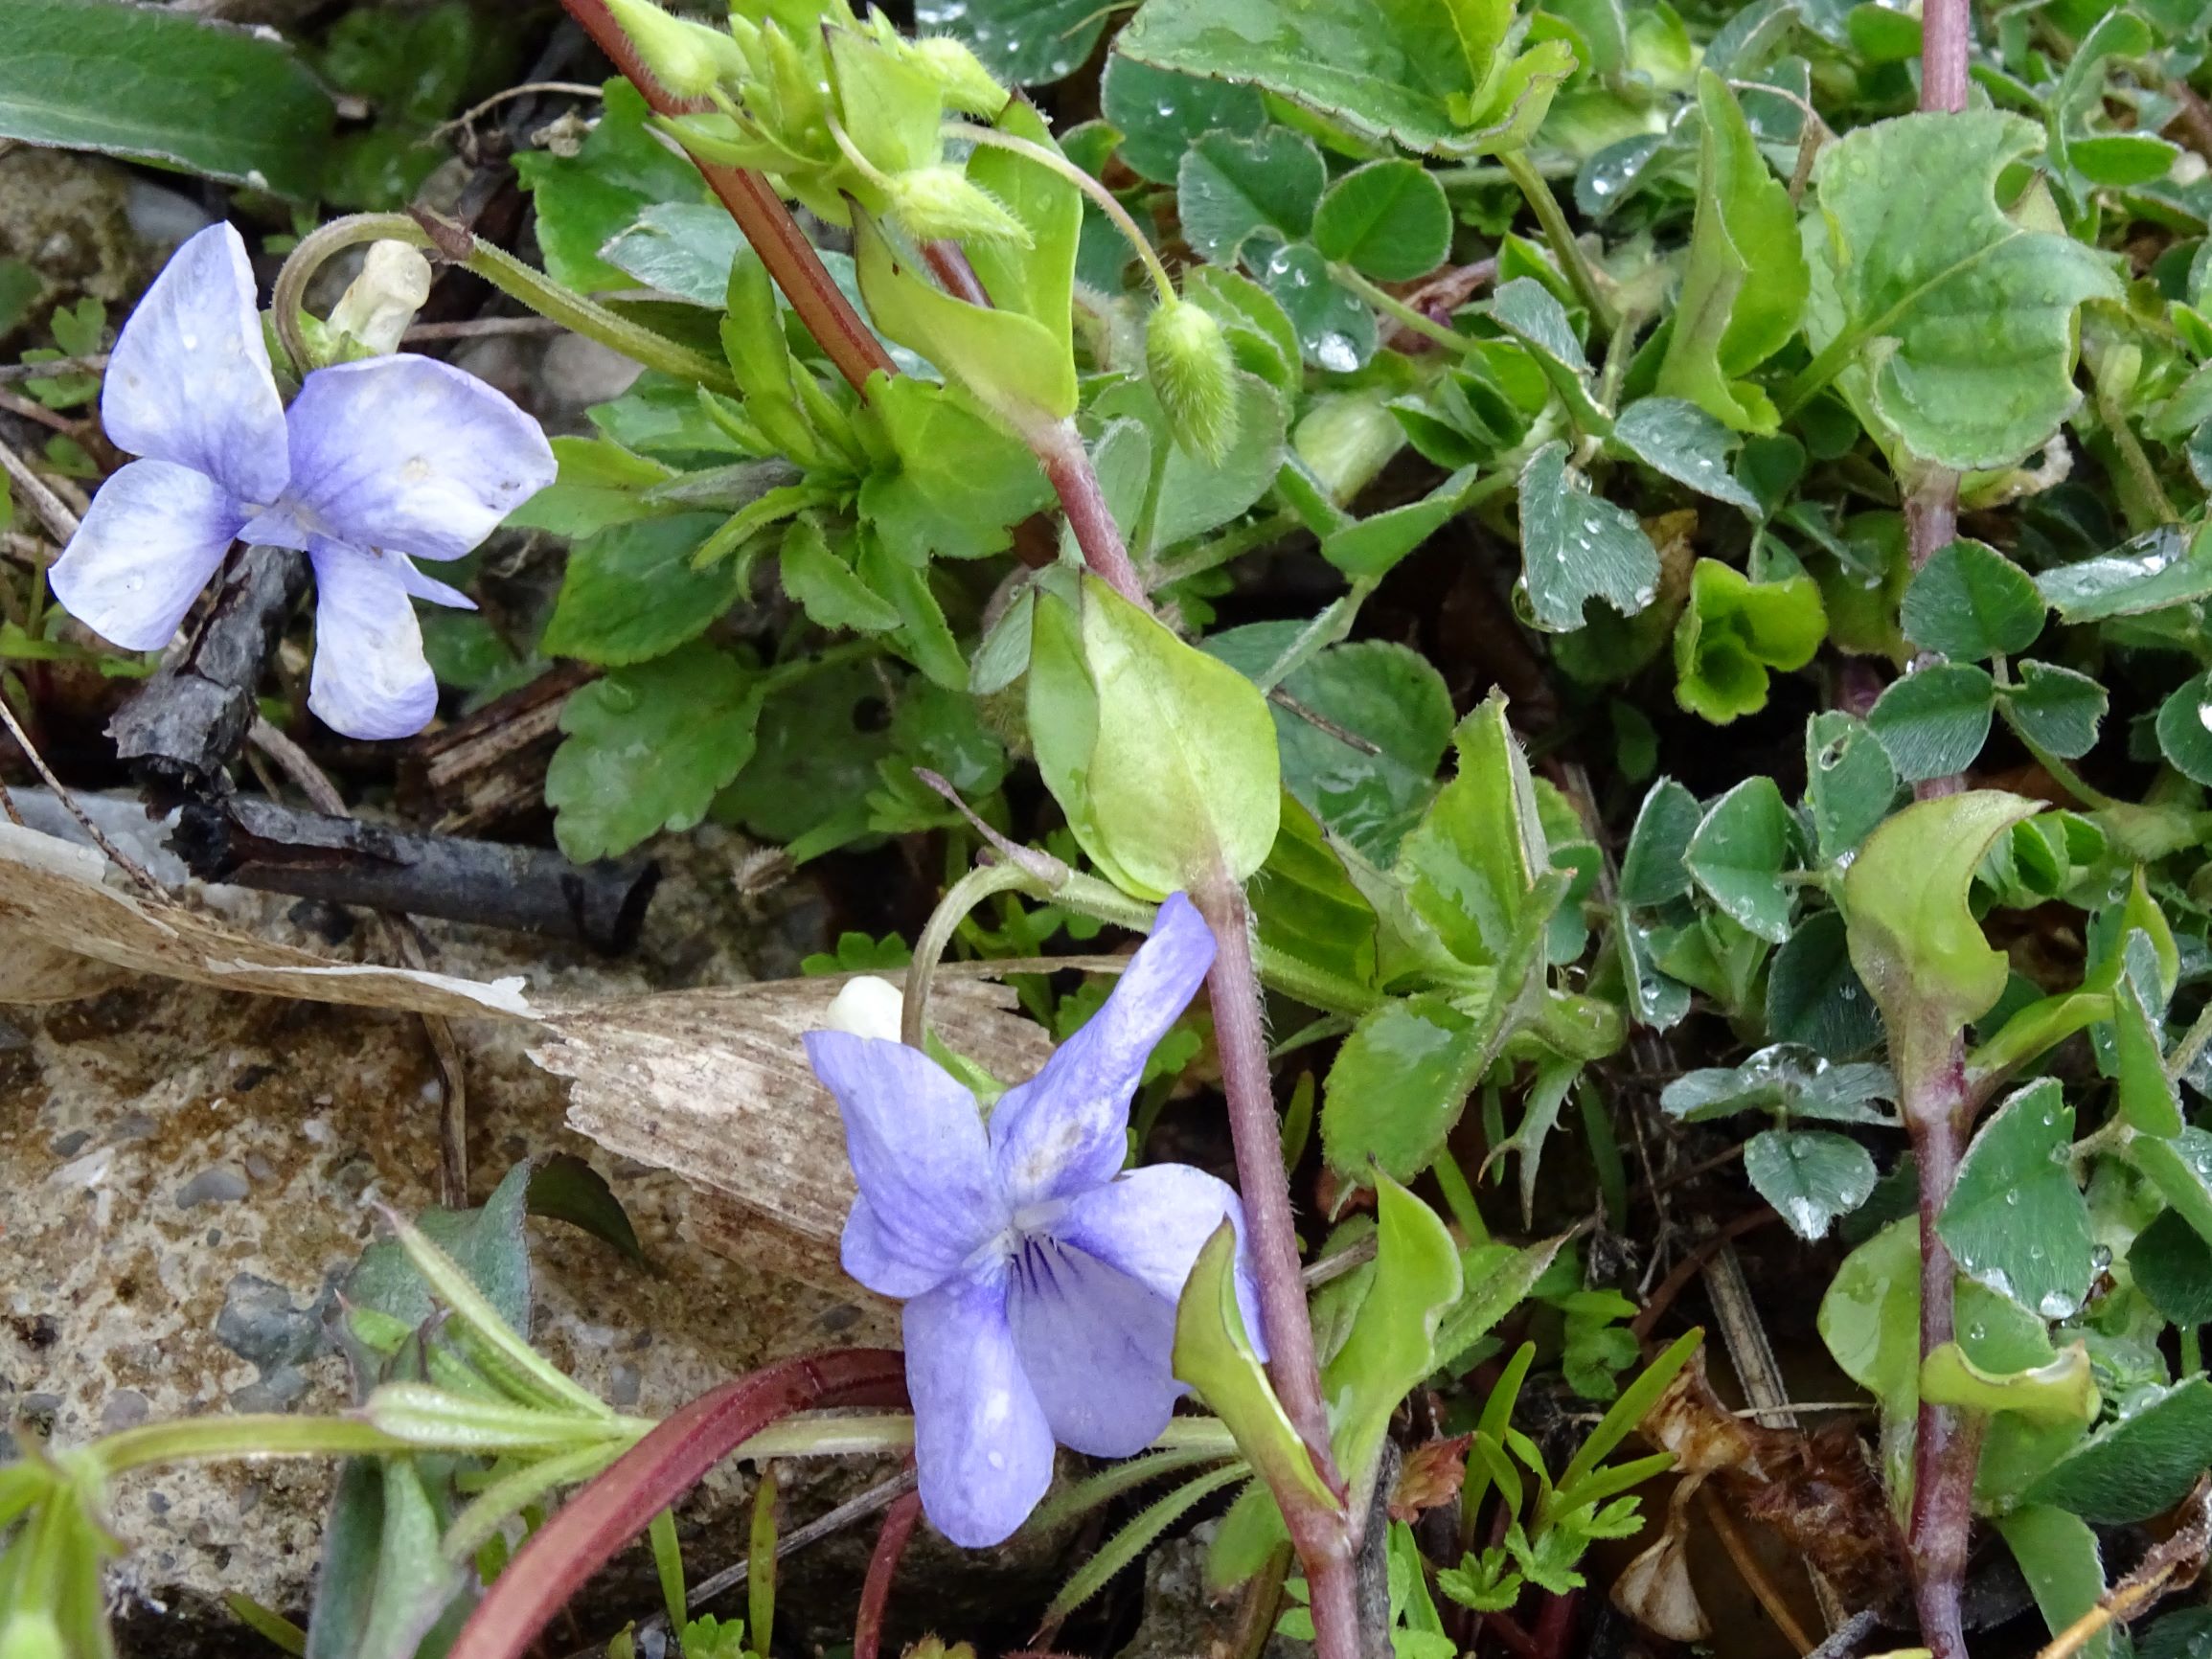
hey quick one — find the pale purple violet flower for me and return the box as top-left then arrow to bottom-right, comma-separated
49,223 -> 555,740
804,893 -> 1264,1547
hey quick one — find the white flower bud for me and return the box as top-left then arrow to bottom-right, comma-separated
327,241 -> 432,358
821,975 -> 905,1042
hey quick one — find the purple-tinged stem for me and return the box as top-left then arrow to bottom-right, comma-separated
557,0 -> 895,394
1921,0 -> 1972,112
924,239 -> 992,307
1905,1045 -> 1978,1659
1035,420 -> 1150,608
854,1486 -> 924,1659
1194,877 -> 1362,1659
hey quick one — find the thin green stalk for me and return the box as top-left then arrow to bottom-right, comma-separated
2096,383 -> 2181,527
1994,697 -> 2116,810
271,214 -> 736,392
92,1415 -> 410,1476
1498,148 -> 1616,336
944,121 -> 1178,307
1330,265 -> 1473,356
903,859 -> 1039,1047
1151,510 -> 1304,589
1433,1153 -> 1490,1245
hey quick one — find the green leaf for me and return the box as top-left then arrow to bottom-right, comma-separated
514,81 -> 710,292
855,533 -> 967,689
2037,527 -> 2212,621
2070,132 -> 2177,187
547,644 -> 764,861
1041,1464 -> 1249,1620
2128,1209 -> 2212,1328
1208,625 -> 1454,864
859,375 -> 1054,563
1038,577 -> 1281,898
2127,1128 -> 2212,1247
964,99 -> 1083,357
1659,1044 -> 1896,1125
1924,1345 -> 2099,1427
1100,55 -> 1266,184
1804,710 -> 1898,860
1205,1483 -> 1290,1592
1745,1127 -> 1877,1240
603,202 -> 746,306
1320,467 -> 1477,581
780,519 -> 901,633
1173,1220 -> 1339,1513
1177,125 -> 1326,265
2113,966 -> 2185,1139
0,0 -> 335,201
2155,672 -> 2212,786
1673,560 -> 1827,725
1841,790 -> 2041,1093
1313,160 -> 1452,282
1184,264 -> 1303,394
1767,909 -> 1882,1057
714,658 -> 894,852
1996,1508 -> 2110,1659
1489,280 -> 1608,433
1684,777 -> 1795,944
1803,111 -> 2123,469
1433,1236 -> 1565,1372
1610,399 -> 1761,510
1249,793 -> 1382,993
1396,694 -> 1553,968
1323,1177 -> 1462,1504
1249,239 -> 1377,372
1618,778 -> 1699,907
1322,994 -> 1494,1181
527,1153 -> 647,1269
540,512 -> 747,666
307,1461 -> 462,1659
1867,663 -> 1996,783
2025,1377 -> 2212,1523
1516,441 -> 1661,630
1117,0 -> 1575,158
1655,71 -> 1806,433
2002,661 -> 2107,761
853,210 -> 1076,420
917,0 -> 1106,87
1901,539 -> 2046,660
1938,1079 -> 2095,1320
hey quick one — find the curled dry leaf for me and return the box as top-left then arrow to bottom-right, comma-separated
0,820 -> 535,1017
1613,1475 -> 1712,1643
1616,1350 -> 1908,1639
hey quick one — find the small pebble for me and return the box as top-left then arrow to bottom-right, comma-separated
175,1168 -> 250,1209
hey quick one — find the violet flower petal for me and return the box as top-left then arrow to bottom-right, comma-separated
1007,1239 -> 1180,1458
48,460 -> 243,650
385,554 -> 476,611
989,891 -> 1216,1206
278,355 -> 555,562
841,1195 -> 959,1301
1056,1164 -> 1266,1360
305,543 -> 439,739
904,1261 -> 1055,1548
100,223 -> 289,508
805,1031 -> 1008,1295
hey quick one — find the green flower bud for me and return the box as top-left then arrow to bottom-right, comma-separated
1146,299 -> 1239,463
907,36 -> 1010,116
885,165 -> 1033,246
604,0 -> 746,98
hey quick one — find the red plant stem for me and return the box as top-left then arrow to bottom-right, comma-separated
853,1486 -> 924,1659
1920,0 -> 1972,113
1193,877 -> 1362,1659
555,0 -> 895,394
924,239 -> 992,307
449,1349 -> 907,1659
1905,1047 -> 1977,1659
1035,419 -> 1149,607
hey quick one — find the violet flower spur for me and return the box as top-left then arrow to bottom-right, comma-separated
48,222 -> 555,740
804,893 -> 1265,1548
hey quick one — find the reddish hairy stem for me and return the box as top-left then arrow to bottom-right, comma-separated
449,1349 -> 907,1659
1193,878 -> 1363,1659
1920,0 -> 1972,112
1035,420 -> 1149,607
854,1486 -> 924,1659
924,239 -> 992,307
556,0 -> 895,393
1905,1048 -> 1977,1659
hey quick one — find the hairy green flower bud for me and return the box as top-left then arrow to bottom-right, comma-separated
1146,299 -> 1239,463
907,36 -> 1010,116
885,165 -> 1033,246
604,0 -> 746,98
